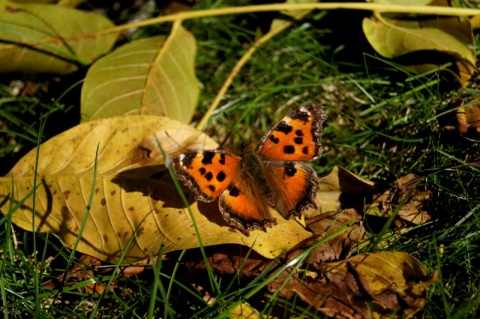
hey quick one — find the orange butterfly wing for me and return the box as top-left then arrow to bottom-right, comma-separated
171,150 -> 276,235
219,173 -> 276,235
256,103 -> 327,218
171,103 -> 327,234
255,103 -> 327,161
171,150 -> 241,202
264,162 -> 319,218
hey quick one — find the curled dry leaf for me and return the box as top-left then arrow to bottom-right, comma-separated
0,115 -> 312,262
366,174 -> 431,228
455,98 -> 480,135
268,251 -> 437,319
363,0 -> 476,85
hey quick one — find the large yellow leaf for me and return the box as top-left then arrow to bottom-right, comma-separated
0,116 -> 312,262
81,24 -> 199,123
363,0 -> 476,85
0,0 -> 117,74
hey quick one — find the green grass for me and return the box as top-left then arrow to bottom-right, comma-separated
1,1 -> 480,318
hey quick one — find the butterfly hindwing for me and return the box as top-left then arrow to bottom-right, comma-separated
264,162 -> 318,218
171,150 -> 241,202
255,103 -> 327,162
219,174 -> 276,235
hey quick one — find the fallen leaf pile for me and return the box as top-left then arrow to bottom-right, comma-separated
0,115 -> 437,317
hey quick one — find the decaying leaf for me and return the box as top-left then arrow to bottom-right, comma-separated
268,251 -> 437,318
228,303 -> 262,319
81,24 -> 199,123
366,174 -> 431,228
53,254 -> 114,295
0,115 -> 313,262
363,0 -> 476,85
287,209 -> 369,262
0,1 -> 117,74
454,97 -> 480,134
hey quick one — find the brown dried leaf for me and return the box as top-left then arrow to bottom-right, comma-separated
366,174 -> 431,228
455,98 -> 480,134
183,245 -> 272,277
288,209 -> 368,262
268,251 -> 437,319
57,254 -> 114,295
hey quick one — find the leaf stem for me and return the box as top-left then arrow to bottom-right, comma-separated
98,3 -> 480,36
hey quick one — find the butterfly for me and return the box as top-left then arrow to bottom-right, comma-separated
171,103 -> 327,235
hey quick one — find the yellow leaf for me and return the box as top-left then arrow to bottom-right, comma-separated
0,0 -> 117,74
362,0 -> 476,85
1,116 -> 311,262
81,24 -> 199,123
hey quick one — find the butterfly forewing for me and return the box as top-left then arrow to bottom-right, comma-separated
255,103 -> 327,162
171,150 -> 241,202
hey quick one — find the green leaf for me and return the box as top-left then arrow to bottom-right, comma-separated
0,0 -> 117,74
81,24 -> 199,123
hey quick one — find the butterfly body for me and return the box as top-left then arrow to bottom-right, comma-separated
171,103 -> 327,235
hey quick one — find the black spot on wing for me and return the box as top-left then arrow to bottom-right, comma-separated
295,129 -> 304,136
269,135 -> 280,144
290,109 -> 310,122
276,122 -> 293,135
302,146 -> 309,155
181,152 -> 197,167
284,163 -> 297,177
199,167 -> 206,175
208,185 -> 215,192
284,145 -> 295,154
229,186 -> 240,197
219,153 -> 226,165
201,151 -> 215,165
217,171 -> 226,182
204,172 -> 213,181
294,137 -> 303,144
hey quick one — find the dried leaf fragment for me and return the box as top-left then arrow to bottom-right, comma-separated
366,174 -> 431,228
455,98 -> 480,134
288,209 -> 368,263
